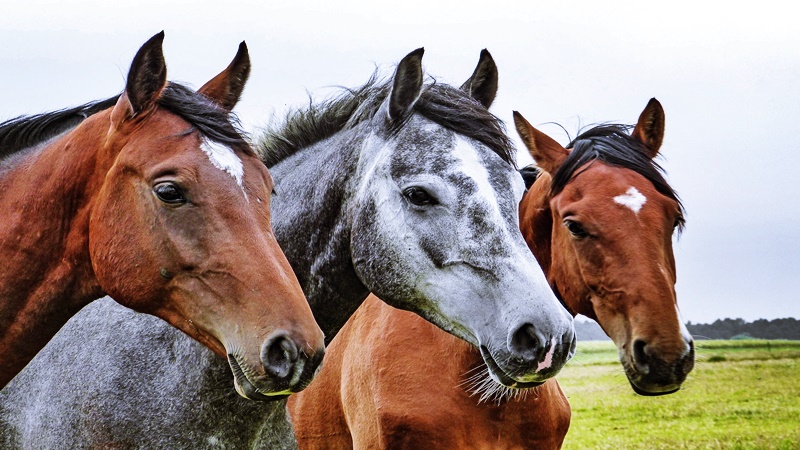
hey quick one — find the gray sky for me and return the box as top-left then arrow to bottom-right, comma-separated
2,1 -> 798,323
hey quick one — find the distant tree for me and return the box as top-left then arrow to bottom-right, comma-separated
686,317 -> 800,340
577,317 -> 799,341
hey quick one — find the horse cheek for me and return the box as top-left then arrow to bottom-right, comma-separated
88,179 -> 164,312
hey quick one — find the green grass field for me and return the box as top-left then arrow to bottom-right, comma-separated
559,340 -> 800,449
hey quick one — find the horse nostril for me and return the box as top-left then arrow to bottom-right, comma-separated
510,323 -> 540,361
632,339 -> 650,373
261,333 -> 300,379
567,331 -> 577,357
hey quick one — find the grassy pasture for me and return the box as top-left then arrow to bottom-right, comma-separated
559,340 -> 800,449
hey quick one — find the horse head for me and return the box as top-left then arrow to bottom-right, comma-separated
88,33 -> 324,399
348,49 -> 575,387
515,100 -> 694,395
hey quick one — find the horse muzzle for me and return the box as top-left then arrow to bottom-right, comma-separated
479,324 -> 576,388
227,332 -> 325,401
624,338 -> 695,396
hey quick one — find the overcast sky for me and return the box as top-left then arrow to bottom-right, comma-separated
2,1 -> 798,323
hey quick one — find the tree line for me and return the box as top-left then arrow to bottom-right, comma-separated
575,317 -> 800,341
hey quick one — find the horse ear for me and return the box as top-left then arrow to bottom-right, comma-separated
387,48 -> 424,122
114,32 -> 167,120
460,49 -> 498,108
198,41 -> 251,112
513,111 -> 568,175
631,98 -> 665,159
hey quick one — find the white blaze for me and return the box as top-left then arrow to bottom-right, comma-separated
200,139 -> 247,198
451,136 -> 506,225
613,186 -> 647,214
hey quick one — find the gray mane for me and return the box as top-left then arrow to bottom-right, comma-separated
257,73 -> 515,168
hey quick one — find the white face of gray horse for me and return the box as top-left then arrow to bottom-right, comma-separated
350,49 -> 575,387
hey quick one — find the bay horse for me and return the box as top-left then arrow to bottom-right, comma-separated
0,49 -> 574,448
287,99 -> 695,449
0,33 -> 324,396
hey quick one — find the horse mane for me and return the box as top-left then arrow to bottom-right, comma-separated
552,124 -> 685,230
257,73 -> 515,168
519,165 -> 541,190
0,96 -> 120,159
0,83 -> 250,161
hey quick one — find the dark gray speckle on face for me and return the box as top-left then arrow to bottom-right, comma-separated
389,125 -> 459,179
386,122 -> 516,268
353,119 -> 525,320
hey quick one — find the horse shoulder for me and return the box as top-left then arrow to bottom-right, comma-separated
497,380 -> 571,449
290,287 -> 572,449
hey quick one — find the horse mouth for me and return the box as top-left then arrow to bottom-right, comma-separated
622,361 -> 682,396
227,354 -> 291,402
628,379 -> 680,396
479,345 -> 545,389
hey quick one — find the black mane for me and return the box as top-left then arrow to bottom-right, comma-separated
0,83 -> 250,160
0,96 -> 120,159
552,124 -> 685,229
257,74 -> 515,168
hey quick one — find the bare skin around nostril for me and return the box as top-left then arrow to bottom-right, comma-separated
261,333 -> 300,379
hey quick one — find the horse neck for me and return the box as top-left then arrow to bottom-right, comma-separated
0,113 -> 109,387
520,172 -> 580,317
268,131 -> 370,343
520,174 -> 555,283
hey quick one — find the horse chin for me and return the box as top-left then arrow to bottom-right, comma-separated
479,345 -> 546,389
227,354 -> 291,402
622,361 -> 682,396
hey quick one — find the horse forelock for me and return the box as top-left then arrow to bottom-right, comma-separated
554,124 -> 685,231
257,73 -> 515,169
157,83 -> 252,156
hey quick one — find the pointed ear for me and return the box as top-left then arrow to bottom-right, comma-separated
631,97 -> 665,159
460,49 -> 498,108
387,48 -> 424,122
198,41 -> 251,112
115,31 -> 167,120
513,111 -> 569,174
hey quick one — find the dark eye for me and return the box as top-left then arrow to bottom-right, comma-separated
403,186 -> 436,206
153,182 -> 186,205
564,219 -> 588,238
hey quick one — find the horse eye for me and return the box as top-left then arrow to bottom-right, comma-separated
153,182 -> 186,205
403,186 -> 436,206
564,219 -> 588,238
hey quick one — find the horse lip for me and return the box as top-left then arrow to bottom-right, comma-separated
289,349 -> 325,393
227,354 -> 291,402
623,362 -> 682,396
628,378 -> 680,396
479,345 -> 545,389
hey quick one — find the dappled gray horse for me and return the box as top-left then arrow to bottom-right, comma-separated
0,49 -> 575,448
